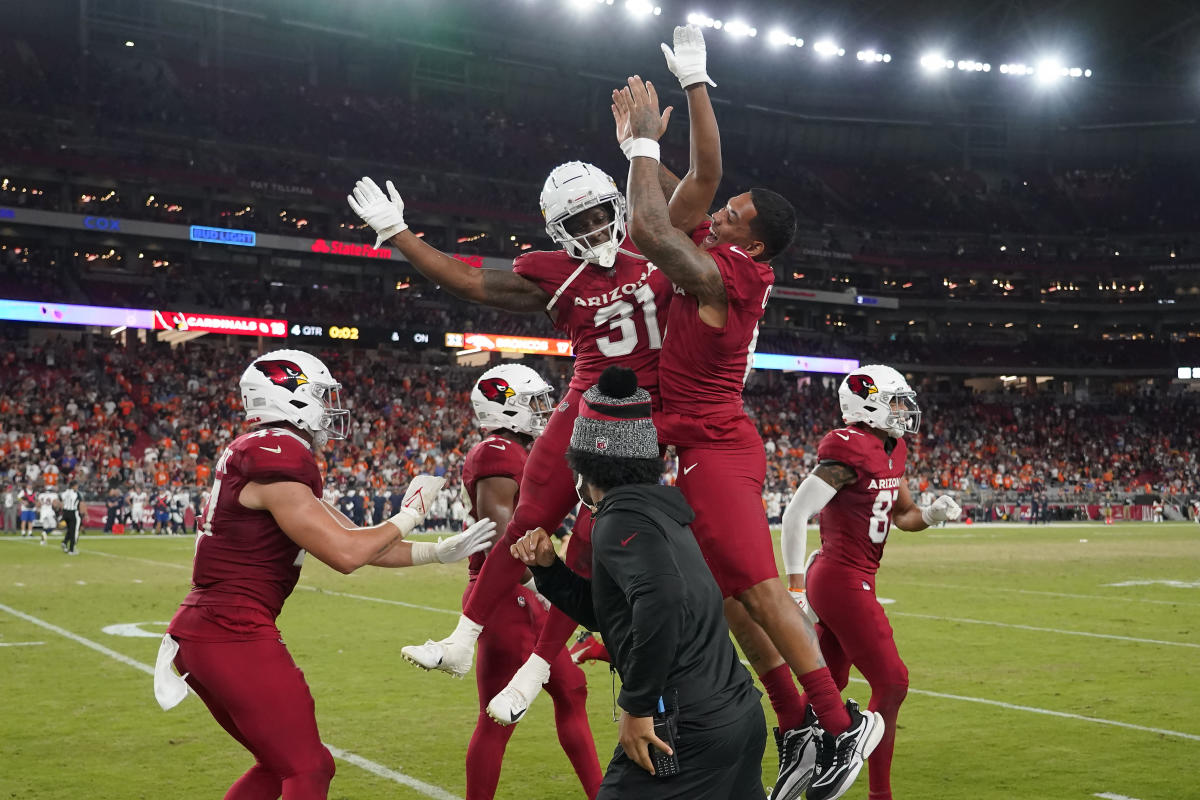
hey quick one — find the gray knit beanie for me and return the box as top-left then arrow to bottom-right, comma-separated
569,367 -> 659,459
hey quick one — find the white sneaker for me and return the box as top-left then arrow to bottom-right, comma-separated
486,655 -> 550,726
401,638 -> 474,677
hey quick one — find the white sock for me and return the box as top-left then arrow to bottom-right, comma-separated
449,615 -> 484,645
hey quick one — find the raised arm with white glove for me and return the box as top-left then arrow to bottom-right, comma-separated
660,24 -> 717,89
920,494 -> 962,527
347,177 -> 408,248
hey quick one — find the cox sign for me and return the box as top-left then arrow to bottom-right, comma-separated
84,216 -> 121,231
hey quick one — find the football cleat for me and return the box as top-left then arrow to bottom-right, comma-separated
806,700 -> 885,800
770,706 -> 819,800
568,631 -> 610,664
400,638 -> 474,678
486,655 -> 550,726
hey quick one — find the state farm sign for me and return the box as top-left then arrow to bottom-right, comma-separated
310,238 -> 393,260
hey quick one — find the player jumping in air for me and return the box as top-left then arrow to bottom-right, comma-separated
615,60 -> 883,800
458,364 -> 603,799
780,365 -> 961,800
157,350 -> 497,800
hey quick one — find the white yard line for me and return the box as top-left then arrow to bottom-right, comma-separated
0,601 -> 464,799
892,612 -> 1200,649
1094,792 -> 1142,799
889,580 -> 1200,607
294,585 -> 459,616
0,641 -> 45,647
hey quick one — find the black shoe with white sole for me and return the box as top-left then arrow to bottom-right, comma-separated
769,706 -> 819,800
806,699 -> 885,800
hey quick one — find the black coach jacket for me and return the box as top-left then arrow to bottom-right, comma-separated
531,483 -> 759,724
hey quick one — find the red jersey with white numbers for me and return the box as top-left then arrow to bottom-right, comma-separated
461,434 -> 527,579
172,427 -> 323,627
513,244 -> 672,399
656,222 -> 773,447
816,426 -> 909,575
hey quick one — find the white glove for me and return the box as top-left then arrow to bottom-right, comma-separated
388,475 -> 446,536
432,518 -> 497,564
789,587 -> 820,625
660,25 -> 716,89
347,176 -> 408,248
921,495 -> 962,526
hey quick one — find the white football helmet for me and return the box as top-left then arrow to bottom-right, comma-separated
540,161 -> 627,268
838,364 -> 920,438
471,364 -> 554,437
240,349 -> 348,446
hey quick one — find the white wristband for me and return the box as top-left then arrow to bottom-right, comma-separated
410,540 -> 438,566
920,506 -> 936,527
625,138 -> 661,162
387,509 -> 419,538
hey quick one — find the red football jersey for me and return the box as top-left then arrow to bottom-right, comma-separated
513,246 -> 672,397
816,426 -> 909,575
177,427 -> 323,621
656,222 -> 774,447
461,434 -> 527,578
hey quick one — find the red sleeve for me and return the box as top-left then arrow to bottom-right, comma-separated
235,436 -> 323,498
816,430 -> 871,471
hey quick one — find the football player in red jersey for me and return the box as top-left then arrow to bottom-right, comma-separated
780,365 -> 961,800
616,69 -> 883,800
459,364 -> 603,799
158,350 -> 497,800
346,60 -> 720,723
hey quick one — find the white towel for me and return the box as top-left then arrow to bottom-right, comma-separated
153,634 -> 190,711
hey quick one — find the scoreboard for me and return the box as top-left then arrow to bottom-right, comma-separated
288,322 -> 436,348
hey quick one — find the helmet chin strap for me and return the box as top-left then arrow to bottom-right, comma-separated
311,430 -> 329,450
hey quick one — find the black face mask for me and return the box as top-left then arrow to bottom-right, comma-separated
574,472 -> 598,514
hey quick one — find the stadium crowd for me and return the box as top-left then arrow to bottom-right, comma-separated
3,336 -> 1198,538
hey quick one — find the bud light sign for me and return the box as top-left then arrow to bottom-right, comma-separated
190,225 -> 257,247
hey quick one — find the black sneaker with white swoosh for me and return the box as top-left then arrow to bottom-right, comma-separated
769,705 -> 818,800
806,699 -> 885,800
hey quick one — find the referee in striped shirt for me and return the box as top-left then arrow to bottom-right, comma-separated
61,482 -> 84,555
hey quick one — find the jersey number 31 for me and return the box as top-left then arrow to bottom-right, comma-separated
594,284 -> 662,357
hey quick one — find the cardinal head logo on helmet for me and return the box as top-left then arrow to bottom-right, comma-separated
477,377 -> 516,403
253,360 -> 309,393
846,374 -> 878,399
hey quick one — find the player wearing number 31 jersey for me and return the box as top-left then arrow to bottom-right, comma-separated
780,365 -> 961,800
347,163 -> 675,721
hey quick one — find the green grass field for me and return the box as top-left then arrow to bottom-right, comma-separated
2,522 -> 1198,800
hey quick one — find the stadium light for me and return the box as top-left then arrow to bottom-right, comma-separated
856,49 -> 890,64
1035,58 -> 1065,84
624,0 -> 661,16
723,20 -> 757,37
813,39 -> 844,58
920,52 -> 953,71
125,40 -> 135,47
768,28 -> 803,48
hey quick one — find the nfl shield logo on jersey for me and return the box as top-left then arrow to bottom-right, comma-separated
595,437 -> 608,451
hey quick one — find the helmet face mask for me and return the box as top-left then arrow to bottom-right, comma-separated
472,365 -> 555,437
838,365 -> 920,438
540,162 -> 627,269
